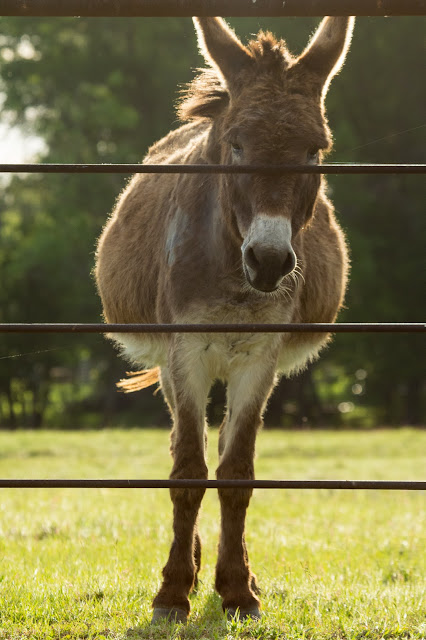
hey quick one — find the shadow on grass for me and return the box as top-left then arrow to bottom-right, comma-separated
126,592 -> 227,639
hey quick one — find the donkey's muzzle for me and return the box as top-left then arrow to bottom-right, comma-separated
243,243 -> 296,292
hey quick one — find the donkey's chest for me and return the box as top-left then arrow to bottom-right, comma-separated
188,331 -> 280,381
174,300 -> 290,380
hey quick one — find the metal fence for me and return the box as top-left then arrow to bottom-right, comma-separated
0,0 -> 424,491
1,0 -> 425,17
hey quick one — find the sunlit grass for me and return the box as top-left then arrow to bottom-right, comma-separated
0,428 -> 425,639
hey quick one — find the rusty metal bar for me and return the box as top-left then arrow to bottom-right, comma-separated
0,0 -> 425,17
1,163 -> 425,175
0,323 -> 424,334
0,479 -> 425,489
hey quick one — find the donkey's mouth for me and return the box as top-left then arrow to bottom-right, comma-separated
243,265 -> 282,293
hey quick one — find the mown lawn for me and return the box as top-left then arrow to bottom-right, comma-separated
0,428 -> 424,640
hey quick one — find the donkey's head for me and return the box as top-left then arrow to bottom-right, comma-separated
181,17 -> 354,292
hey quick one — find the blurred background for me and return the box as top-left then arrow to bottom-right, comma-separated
0,16 -> 424,430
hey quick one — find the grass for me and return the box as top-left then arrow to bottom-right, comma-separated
0,427 -> 425,640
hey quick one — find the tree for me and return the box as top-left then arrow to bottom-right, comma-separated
0,16 -> 424,427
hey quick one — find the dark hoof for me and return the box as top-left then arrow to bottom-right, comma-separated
151,607 -> 188,624
226,607 -> 262,621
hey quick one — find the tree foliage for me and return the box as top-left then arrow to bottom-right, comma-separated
0,17 -> 424,427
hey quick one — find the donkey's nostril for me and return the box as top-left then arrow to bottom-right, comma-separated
245,246 -> 260,271
281,250 -> 296,277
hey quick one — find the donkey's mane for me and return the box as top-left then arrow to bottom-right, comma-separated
178,32 -> 292,121
248,30 -> 292,66
178,68 -> 229,121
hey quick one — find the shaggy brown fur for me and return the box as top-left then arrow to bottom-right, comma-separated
95,16 -> 354,621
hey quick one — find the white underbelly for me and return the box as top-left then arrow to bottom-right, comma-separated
276,335 -> 329,376
109,333 -> 169,369
111,327 -> 328,382
110,294 -> 329,378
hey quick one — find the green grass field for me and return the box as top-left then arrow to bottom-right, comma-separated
0,428 -> 424,640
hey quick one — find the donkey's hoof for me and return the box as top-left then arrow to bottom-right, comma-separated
151,607 -> 188,624
226,607 -> 262,621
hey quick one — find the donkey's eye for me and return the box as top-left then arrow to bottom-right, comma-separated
231,142 -> 243,158
307,149 -> 320,164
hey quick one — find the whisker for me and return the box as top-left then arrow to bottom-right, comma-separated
293,266 -> 306,285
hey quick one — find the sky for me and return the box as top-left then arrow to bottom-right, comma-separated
0,37 -> 46,165
0,124 -> 46,163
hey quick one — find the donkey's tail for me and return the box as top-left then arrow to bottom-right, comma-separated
116,367 -> 160,393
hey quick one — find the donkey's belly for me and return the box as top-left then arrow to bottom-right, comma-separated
112,329 -> 278,381
111,291 -> 329,383
111,328 -> 327,387
109,333 -> 169,369
175,304 -> 329,380
277,333 -> 330,376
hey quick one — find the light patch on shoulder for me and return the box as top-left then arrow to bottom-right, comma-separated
165,207 -> 189,266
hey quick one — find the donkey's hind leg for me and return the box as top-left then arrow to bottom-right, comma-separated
193,525 -> 202,590
152,358 -> 210,623
215,360 -> 276,620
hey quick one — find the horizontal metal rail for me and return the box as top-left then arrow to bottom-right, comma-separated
1,163 -> 425,175
0,323 -> 424,334
0,479 -> 425,490
1,0 -> 425,17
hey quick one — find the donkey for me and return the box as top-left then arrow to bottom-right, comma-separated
95,16 -> 354,622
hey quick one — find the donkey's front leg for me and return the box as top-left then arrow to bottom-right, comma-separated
152,358 -> 209,623
215,362 -> 276,620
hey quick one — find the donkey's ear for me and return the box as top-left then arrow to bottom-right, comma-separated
297,17 -> 354,96
193,17 -> 253,86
